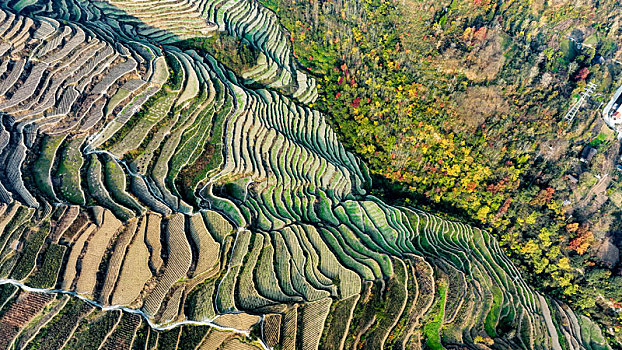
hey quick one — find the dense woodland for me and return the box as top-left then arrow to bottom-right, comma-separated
259,0 -> 622,342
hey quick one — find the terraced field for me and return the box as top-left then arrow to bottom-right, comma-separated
0,0 -> 613,349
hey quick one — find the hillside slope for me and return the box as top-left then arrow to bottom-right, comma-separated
0,1 -> 612,349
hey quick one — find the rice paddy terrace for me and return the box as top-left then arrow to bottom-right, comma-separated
0,1 -> 612,349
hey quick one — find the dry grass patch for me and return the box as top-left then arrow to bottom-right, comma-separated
213,312 -> 261,331
50,205 -> 80,242
263,313 -> 281,347
75,209 -> 122,296
221,337 -> 262,350
446,86 -> 510,134
145,213 -> 163,272
61,224 -> 96,290
188,214 -> 220,277
112,216 -> 152,306
100,218 -> 139,304
198,329 -> 231,349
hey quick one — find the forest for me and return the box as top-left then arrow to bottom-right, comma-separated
259,0 -> 622,341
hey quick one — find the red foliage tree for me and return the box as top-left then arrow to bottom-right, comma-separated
575,67 -> 589,81
351,96 -> 361,108
568,226 -> 593,255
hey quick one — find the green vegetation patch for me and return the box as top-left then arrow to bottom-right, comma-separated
360,258 -> 407,347
484,285 -> 503,337
164,52 -> 184,91
179,325 -> 211,349
55,136 -> 86,205
320,294 -> 360,349
10,221 -> 50,281
131,321 -> 150,350
157,327 -> 181,349
32,134 -> 65,199
175,33 -> 258,75
64,310 -> 121,350
103,156 -> 142,213
27,243 -> 67,289
105,89 -> 176,155
423,280 -> 447,350
25,298 -> 93,350
588,132 -> 609,148
0,283 -> 17,309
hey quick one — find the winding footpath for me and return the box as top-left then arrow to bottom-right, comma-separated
0,278 -> 269,350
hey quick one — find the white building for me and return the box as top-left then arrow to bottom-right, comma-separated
602,83 -> 622,138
